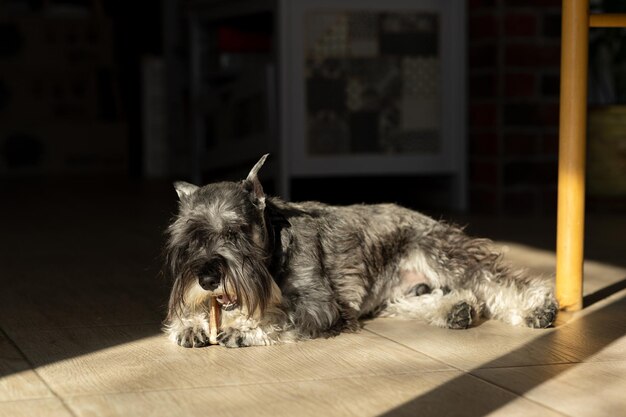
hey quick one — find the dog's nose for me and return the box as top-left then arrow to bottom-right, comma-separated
197,257 -> 225,291
199,274 -> 220,291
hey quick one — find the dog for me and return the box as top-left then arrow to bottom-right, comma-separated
163,154 -> 558,348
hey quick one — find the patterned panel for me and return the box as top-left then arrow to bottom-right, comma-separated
307,14 -> 349,61
348,13 -> 379,57
402,57 -> 439,98
304,11 -> 441,155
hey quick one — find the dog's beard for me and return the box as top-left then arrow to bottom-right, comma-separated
166,252 -> 281,322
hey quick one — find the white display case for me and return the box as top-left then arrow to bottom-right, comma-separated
189,0 -> 466,209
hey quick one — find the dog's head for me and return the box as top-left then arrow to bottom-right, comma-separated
164,154 -> 280,320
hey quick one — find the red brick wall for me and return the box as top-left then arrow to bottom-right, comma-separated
468,0 -> 562,214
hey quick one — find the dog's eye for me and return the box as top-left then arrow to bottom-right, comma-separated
224,228 -> 238,241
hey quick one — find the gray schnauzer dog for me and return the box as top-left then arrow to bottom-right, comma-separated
164,155 -> 557,348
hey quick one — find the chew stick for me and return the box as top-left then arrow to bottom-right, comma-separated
209,296 -> 220,344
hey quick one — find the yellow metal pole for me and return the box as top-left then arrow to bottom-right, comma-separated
589,13 -> 626,27
556,0 -> 589,311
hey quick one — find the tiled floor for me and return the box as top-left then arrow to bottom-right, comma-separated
1,180 -> 625,417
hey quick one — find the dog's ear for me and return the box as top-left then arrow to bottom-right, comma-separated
174,181 -> 199,199
243,154 -> 268,210
246,154 -> 269,181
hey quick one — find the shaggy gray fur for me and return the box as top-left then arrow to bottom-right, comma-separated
163,155 -> 558,348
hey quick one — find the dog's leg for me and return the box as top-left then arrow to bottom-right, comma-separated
407,224 -> 557,329
216,324 -> 293,348
216,309 -> 299,348
163,309 -> 212,348
379,289 -> 482,329
477,272 -> 558,328
163,281 -> 218,348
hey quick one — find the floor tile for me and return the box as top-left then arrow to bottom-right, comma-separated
366,291 -> 626,370
0,332 -> 52,402
2,183 -> 624,417
0,186 -> 170,332
65,372 -> 564,417
0,398 -> 72,417
365,319 -> 572,370
0,280 -> 166,331
456,214 -> 626,271
558,291 -> 626,363
0,234 -> 168,331
473,361 -> 626,417
11,324 -> 452,396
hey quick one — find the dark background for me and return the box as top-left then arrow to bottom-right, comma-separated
1,0 -> 625,216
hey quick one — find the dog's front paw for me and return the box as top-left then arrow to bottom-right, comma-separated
526,298 -> 558,328
173,326 -> 211,348
447,301 -> 474,329
216,328 -> 248,348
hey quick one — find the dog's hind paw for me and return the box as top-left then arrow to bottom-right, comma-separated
175,327 -> 211,348
447,301 -> 474,329
526,299 -> 558,328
